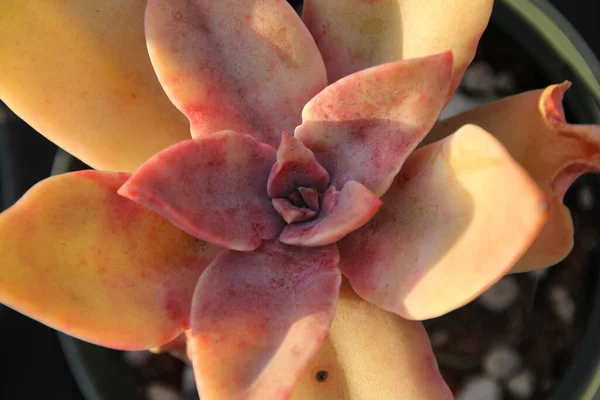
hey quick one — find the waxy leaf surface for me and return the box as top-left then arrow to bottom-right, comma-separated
189,241 -> 341,400
339,125 -> 547,319
0,0 -> 189,172
428,83 -> 600,272
120,131 -> 283,251
145,0 -> 327,148
291,281 -> 453,400
0,171 -> 220,349
303,0 -> 493,95
296,53 -> 452,198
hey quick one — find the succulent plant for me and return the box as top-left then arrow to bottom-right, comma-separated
1,0 -> 599,399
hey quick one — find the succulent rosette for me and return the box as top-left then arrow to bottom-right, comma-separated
1,1 -> 599,399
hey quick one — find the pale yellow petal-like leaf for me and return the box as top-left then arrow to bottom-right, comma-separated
291,281 -> 453,400
0,171 -> 220,350
428,83 -> 600,272
303,0 -> 493,95
0,0 -> 190,172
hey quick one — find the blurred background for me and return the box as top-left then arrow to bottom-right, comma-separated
1,0 -> 599,399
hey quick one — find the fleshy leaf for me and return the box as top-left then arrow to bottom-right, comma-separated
272,198 -> 317,224
295,54 -> 452,198
145,0 -> 327,148
0,0 -> 189,172
280,181 -> 382,247
298,187 -> 320,211
119,131 -> 283,251
339,125 -> 547,320
268,132 -> 330,198
302,0 -> 493,94
189,241 -> 341,400
428,82 -> 600,272
0,171 -> 220,350
291,281 -> 452,400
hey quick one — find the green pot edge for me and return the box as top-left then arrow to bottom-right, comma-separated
501,0 -> 600,107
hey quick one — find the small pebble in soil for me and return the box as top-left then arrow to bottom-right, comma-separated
493,71 -> 517,94
457,376 -> 501,400
578,184 -> 595,211
507,369 -> 535,399
430,330 -> 449,348
123,350 -> 152,367
147,383 -> 179,400
529,268 -> 548,280
478,276 -> 519,312
549,286 -> 575,324
541,377 -> 554,392
462,61 -> 496,95
483,345 -> 521,380
440,91 -> 497,119
181,366 -> 197,393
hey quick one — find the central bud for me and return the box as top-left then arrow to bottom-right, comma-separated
266,132 -> 331,226
272,187 -> 320,224
265,133 -> 382,247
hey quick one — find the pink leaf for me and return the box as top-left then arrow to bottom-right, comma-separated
272,198 -> 317,224
339,125 -> 547,320
296,53 -> 452,198
119,131 -> 284,251
297,187 -> 319,211
145,0 -> 327,148
189,241 -> 341,400
280,181 -> 382,247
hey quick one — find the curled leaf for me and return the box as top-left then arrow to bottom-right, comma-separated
428,82 -> 600,272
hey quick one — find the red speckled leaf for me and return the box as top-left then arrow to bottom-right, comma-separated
119,131 -> 283,251
303,0 -> 493,97
295,53 -> 452,198
189,241 -> 341,400
339,125 -> 547,320
268,132 -> 330,198
427,82 -> 600,272
145,0 -> 327,148
0,171 -> 220,350
280,181 -> 382,247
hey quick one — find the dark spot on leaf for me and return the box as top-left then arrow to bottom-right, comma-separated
315,370 -> 329,383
